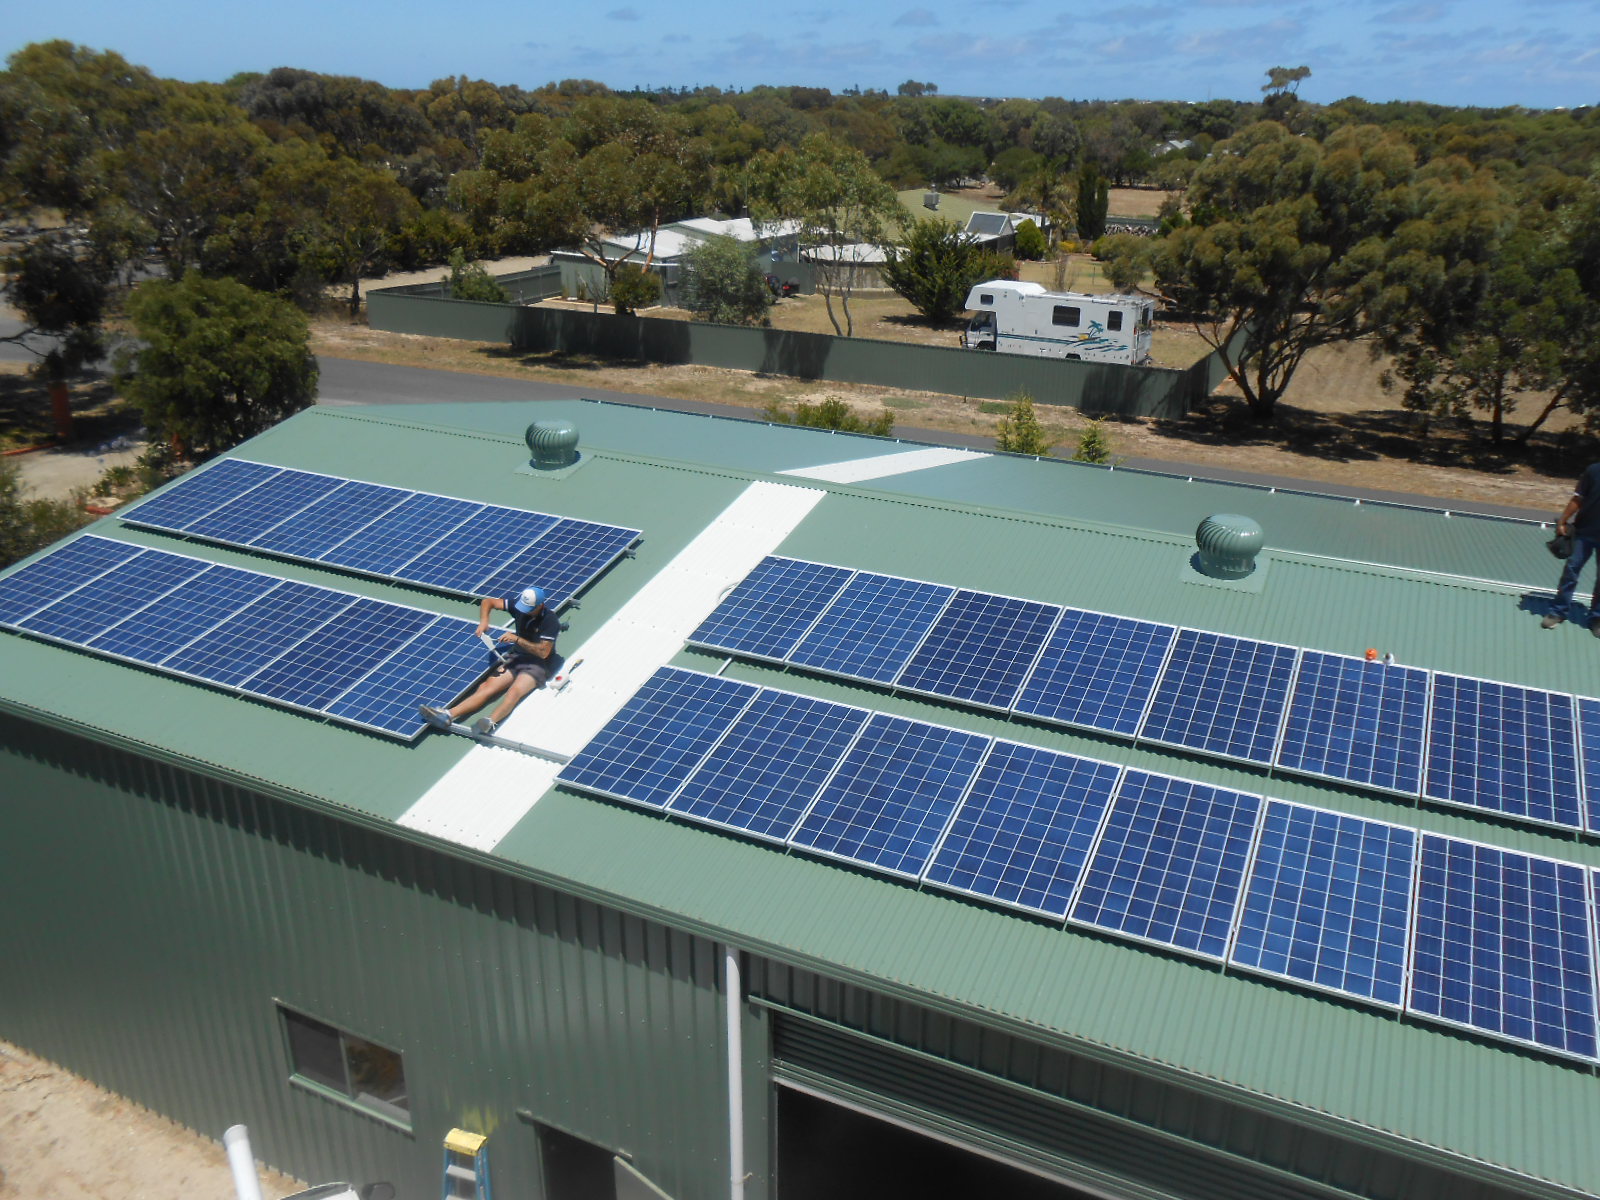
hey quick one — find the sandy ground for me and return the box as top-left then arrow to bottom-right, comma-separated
0,1040 -> 303,1200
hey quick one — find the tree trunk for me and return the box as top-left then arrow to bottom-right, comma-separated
348,275 -> 362,320
1514,389 -> 1566,446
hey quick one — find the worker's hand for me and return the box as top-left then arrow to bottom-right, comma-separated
476,622 -> 489,636
1558,522 -> 1569,536
498,631 -> 519,645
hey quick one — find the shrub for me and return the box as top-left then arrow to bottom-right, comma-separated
611,264 -> 661,315
1073,418 -> 1115,463
1013,219 -> 1047,261
994,391 -> 1054,456
447,249 -> 511,303
763,397 -> 894,436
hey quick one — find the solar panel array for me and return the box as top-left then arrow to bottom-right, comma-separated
120,458 -> 641,608
689,556 -> 1600,836
0,536 -> 497,740
558,666 -> 1600,1061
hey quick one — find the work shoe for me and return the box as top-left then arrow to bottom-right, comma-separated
1591,620 -> 1600,639
418,703 -> 452,729
473,717 -> 498,736
1542,612 -> 1566,629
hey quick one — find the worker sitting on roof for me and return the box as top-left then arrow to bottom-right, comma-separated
420,586 -> 559,736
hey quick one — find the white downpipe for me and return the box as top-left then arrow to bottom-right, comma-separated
724,944 -> 745,1200
223,1125 -> 265,1200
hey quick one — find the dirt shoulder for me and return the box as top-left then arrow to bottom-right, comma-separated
0,1039 -> 302,1200
311,319 -> 1578,517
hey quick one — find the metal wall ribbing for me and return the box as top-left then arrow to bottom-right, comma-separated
0,715 -> 741,1200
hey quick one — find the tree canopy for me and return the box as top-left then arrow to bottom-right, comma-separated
117,274 -> 318,459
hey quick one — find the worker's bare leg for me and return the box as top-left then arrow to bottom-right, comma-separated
447,670 -> 513,721
488,671 -> 541,724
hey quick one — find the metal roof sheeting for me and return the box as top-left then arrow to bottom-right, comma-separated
6,400 -> 1600,1194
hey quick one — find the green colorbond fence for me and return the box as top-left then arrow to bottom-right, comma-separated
366,288 -> 1227,419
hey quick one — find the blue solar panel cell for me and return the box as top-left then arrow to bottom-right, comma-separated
396,507 -> 559,594
789,714 -> 989,878
1409,835 -> 1597,1059
1012,609 -> 1176,737
790,572 -> 955,684
1139,631 -> 1298,764
557,668 -> 759,808
119,459 -> 283,532
0,536 -> 145,625
687,557 -> 854,660
18,547 -> 211,643
247,597 -> 437,710
923,742 -> 1120,918
1276,652 -> 1430,795
1070,770 -> 1261,959
670,690 -> 870,842
896,590 -> 1062,710
182,468 -> 344,543
317,492 -> 484,577
480,518 -> 638,607
87,563 -> 276,666
1229,801 -> 1415,1007
249,480 -> 409,560
325,616 -> 493,737
1425,675 -> 1582,830
1579,697 -> 1600,835
163,580 -> 351,688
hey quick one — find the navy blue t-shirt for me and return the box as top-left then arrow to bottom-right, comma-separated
500,601 -> 560,661
1573,464 -> 1600,540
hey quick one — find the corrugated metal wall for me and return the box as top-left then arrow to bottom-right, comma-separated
364,290 -> 1213,419
0,715 -> 740,1200
750,964 -> 1564,1200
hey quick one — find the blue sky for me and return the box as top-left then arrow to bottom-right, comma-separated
5,0 -> 1598,109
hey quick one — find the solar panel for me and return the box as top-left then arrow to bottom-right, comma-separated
18,546 -> 211,643
319,492 -> 483,577
789,714 -> 989,878
396,507 -> 560,594
250,480 -> 410,560
789,572 -> 955,684
482,519 -> 640,610
556,667 -> 759,808
923,742 -> 1121,919
687,556 -> 854,661
182,468 -> 344,544
1408,834 -> 1597,1059
1276,652 -> 1430,796
896,589 -> 1062,710
1070,770 -> 1261,959
246,597 -> 437,710
1228,801 -> 1415,1007
88,562 -> 273,665
669,689 -> 871,842
1,540 -> 501,740
1012,609 -> 1176,737
120,459 -> 640,608
119,458 -> 283,532
1424,674 -> 1582,830
163,579 -> 353,688
0,536 -> 145,625
324,615 -> 492,737
1578,697 -> 1600,835
1138,631 -> 1298,765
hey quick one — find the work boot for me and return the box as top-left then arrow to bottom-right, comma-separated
473,717 -> 498,736
419,703 -> 453,729
1542,612 -> 1566,629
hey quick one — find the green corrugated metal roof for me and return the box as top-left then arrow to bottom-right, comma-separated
5,399 -> 1600,1196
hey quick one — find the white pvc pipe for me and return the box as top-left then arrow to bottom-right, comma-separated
724,945 -> 745,1200
224,1125 -> 265,1200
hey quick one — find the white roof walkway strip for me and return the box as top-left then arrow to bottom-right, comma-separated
397,480 -> 827,852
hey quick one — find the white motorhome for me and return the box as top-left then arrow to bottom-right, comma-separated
960,280 -> 1154,365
